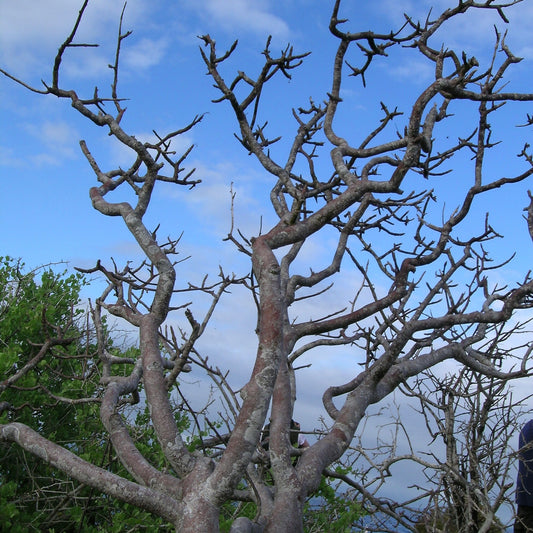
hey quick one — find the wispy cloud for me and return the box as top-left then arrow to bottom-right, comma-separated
0,0 -> 158,79
0,146 -> 23,167
185,0 -> 290,42
374,0 -> 533,58
123,37 -> 168,70
21,120 -> 80,166
162,159 -> 273,242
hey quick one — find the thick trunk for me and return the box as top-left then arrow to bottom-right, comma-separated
140,314 -> 197,476
178,493 -> 220,532
208,235 -> 286,497
265,489 -> 304,533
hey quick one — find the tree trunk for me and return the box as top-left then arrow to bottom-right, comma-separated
266,489 -> 305,533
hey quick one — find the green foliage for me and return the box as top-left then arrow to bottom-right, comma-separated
220,500 -> 257,532
0,256 -> 88,427
218,469 -> 366,531
0,257 -> 172,532
0,481 -> 21,531
0,256 -> 84,343
303,476 -> 366,533
0,257 -> 366,531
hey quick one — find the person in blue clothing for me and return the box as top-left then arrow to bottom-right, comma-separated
515,419 -> 533,532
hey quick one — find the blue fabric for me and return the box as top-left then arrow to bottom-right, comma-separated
517,420 -> 533,506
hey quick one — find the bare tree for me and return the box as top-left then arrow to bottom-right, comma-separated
339,341 -> 533,533
408,369 -> 526,533
2,0 -> 533,531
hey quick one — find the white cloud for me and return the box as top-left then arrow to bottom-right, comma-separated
371,0 -> 533,60
385,58 -> 434,83
186,0 -> 290,41
0,146 -> 22,167
123,37 -> 168,70
162,159 -> 272,241
22,120 -> 80,165
0,0 -> 155,79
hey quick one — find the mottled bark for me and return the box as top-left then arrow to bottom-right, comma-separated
2,1 -> 533,531
0,423 -> 182,526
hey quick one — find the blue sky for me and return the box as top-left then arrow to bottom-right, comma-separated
1,0 -> 533,522
2,0 -> 532,275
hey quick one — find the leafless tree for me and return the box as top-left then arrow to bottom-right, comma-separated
2,0 -> 533,531
338,338 -> 533,532
408,371 -> 525,533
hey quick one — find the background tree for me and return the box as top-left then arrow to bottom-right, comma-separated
1,1 -> 533,531
406,369 -> 529,532
0,257 -> 179,531
0,256 -> 92,530
337,345 -> 533,532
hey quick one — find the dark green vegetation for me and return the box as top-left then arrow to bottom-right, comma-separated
0,257 -> 170,531
0,257 -> 364,531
